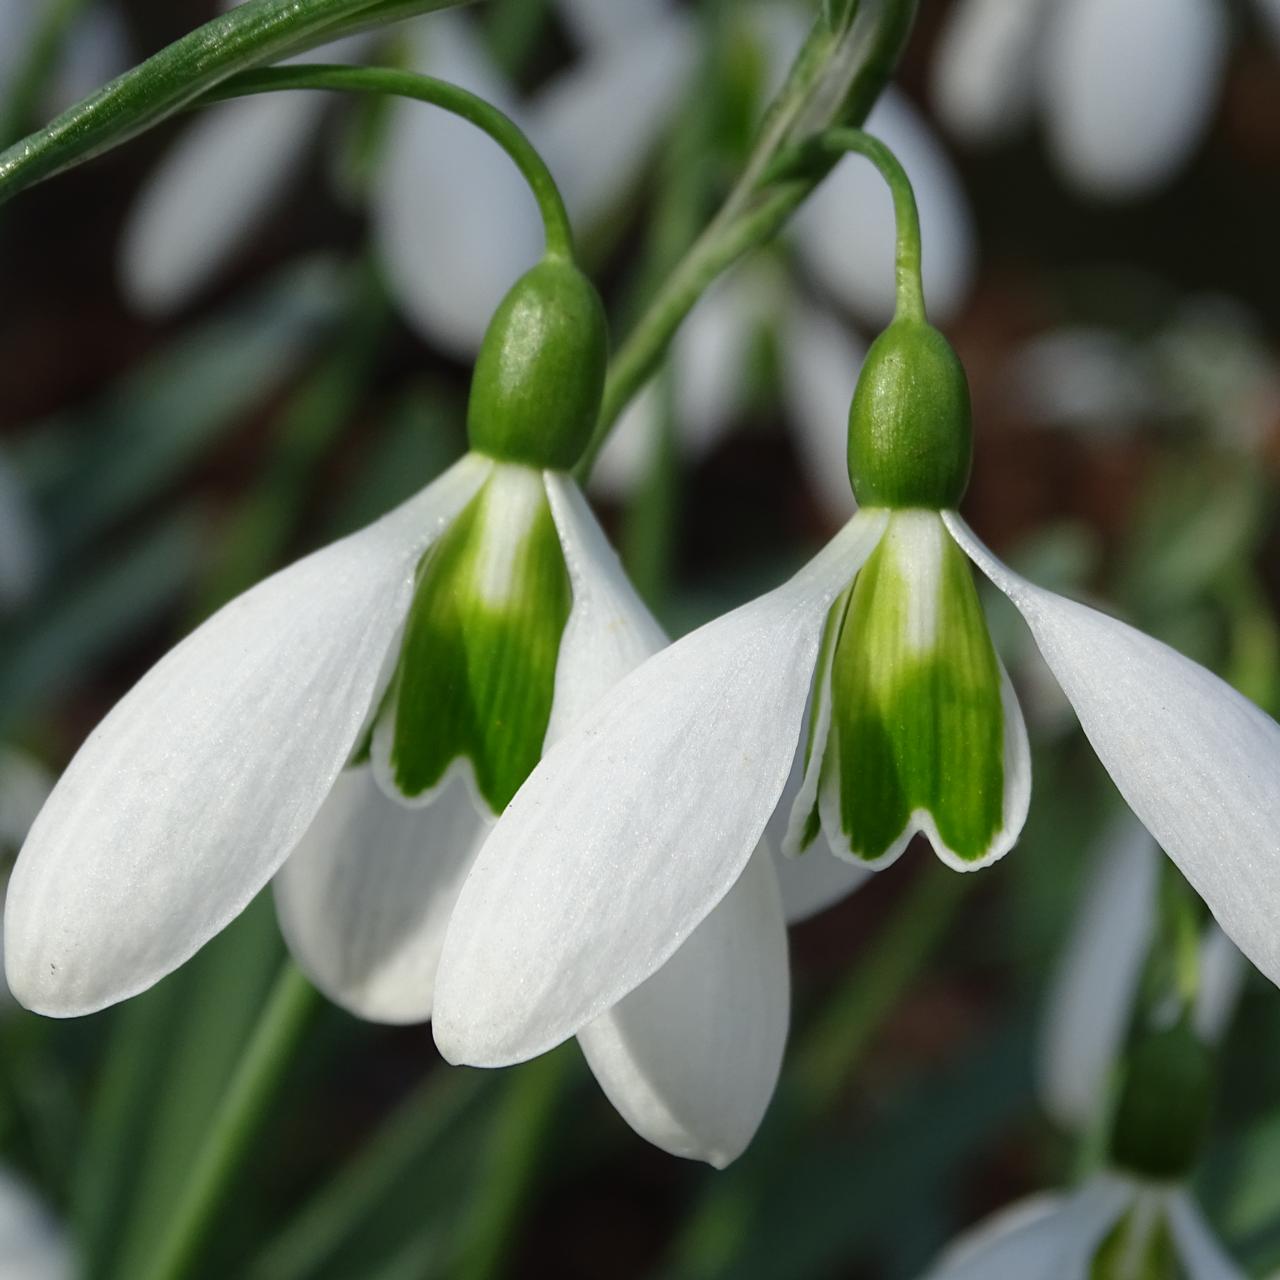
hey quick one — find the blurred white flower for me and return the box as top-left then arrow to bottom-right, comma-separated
931,0 -> 1232,200
0,0 -> 129,124
923,1172 -> 1243,1280
0,1167 -> 73,1280
1038,813 -> 1245,1131
118,2 -> 696,335
596,4 -> 975,521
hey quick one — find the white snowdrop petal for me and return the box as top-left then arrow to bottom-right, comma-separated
543,473 -> 666,746
925,1176 -> 1132,1279
793,87 -> 976,327
1043,0 -> 1228,199
120,92 -> 328,314
946,511 -> 1280,993
1193,923 -> 1247,1045
1166,1191 -> 1246,1280
529,13 -> 697,232
0,1167 -> 74,1280
1038,814 -> 1159,1129
274,769 -> 489,1024
778,300 -> 864,524
376,15 -> 541,355
578,847 -> 789,1168
4,455 -> 491,1016
432,509 -> 888,1066
929,0 -> 1047,143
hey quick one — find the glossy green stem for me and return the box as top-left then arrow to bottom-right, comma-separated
766,127 -> 926,321
574,0 -> 919,478
205,64 -> 574,260
137,962 -> 319,1280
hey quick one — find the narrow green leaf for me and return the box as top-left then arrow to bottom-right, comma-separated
0,0 -> 466,205
378,464 -> 571,813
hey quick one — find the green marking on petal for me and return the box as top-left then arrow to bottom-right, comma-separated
823,509 -> 1005,864
378,464 -> 571,814
1090,1199 -> 1176,1280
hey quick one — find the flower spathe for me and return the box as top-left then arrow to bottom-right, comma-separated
432,495 -> 1280,1068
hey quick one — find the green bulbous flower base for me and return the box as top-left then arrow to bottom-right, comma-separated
467,257 -> 609,472
1109,1022 -> 1214,1183
374,464 -> 572,814
847,318 -> 972,510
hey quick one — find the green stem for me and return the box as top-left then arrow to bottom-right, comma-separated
137,962 -> 319,1280
574,0 -> 919,478
766,127 -> 926,321
204,64 -> 574,261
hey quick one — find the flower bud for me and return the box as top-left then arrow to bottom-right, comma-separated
467,258 -> 608,471
1108,1021 -> 1214,1181
847,318 -> 972,509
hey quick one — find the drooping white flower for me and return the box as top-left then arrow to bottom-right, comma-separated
1038,813 -> 1246,1132
922,1172 -> 1244,1280
931,0 -> 1232,200
0,1166 -> 74,1280
118,3 -> 696,334
431,307 -> 1280,1080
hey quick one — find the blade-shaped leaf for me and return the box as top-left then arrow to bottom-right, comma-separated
0,0 -> 467,204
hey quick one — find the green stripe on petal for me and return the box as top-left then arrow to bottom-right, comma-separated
1090,1198 -> 1176,1280
822,510 -> 1005,865
375,464 -> 571,814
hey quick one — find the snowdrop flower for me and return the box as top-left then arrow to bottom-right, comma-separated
922,1172 -> 1243,1280
0,1167 -> 74,1280
4,251 -> 835,1166
119,3 -> 695,335
431,177 -> 1280,1077
596,5 -> 975,522
931,0 -> 1231,200
1039,813 -> 1245,1131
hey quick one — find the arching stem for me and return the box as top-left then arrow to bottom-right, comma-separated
202,64 -> 575,262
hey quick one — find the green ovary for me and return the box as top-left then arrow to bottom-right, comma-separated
824,510 -> 1005,863
379,464 -> 571,814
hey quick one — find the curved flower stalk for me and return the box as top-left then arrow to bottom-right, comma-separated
930,0 -> 1235,200
0,1166 -> 74,1280
1038,813 -> 1246,1132
118,2 -> 695,333
595,5 -> 975,522
921,1172 -> 1244,1280
431,130 -> 1280,1085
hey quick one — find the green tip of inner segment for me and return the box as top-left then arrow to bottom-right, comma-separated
846,318 -> 972,510
467,258 -> 608,472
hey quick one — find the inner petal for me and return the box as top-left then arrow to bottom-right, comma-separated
822,509 -> 1006,865
373,464 -> 572,814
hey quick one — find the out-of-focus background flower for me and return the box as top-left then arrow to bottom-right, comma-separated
2,1 -> 1280,1276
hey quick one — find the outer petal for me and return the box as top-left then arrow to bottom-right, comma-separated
778,301 -> 864,524
376,16 -> 540,356
1038,814 -> 1159,1129
925,1176 -> 1131,1279
1192,924 -> 1246,1045
929,0 -> 1048,143
273,769 -> 489,1024
1166,1191 -> 1246,1280
578,847 -> 789,1168
4,455 -> 491,1016
542,473 -> 666,743
0,1167 -> 73,1280
529,13 -> 697,232
793,87 -> 976,328
946,511 -> 1280,992
1042,0 -> 1228,199
432,509 -> 888,1066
